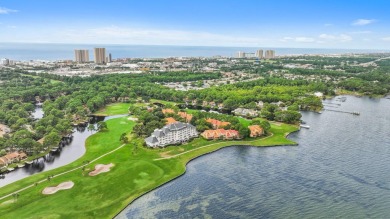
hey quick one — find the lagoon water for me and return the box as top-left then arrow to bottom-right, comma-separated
1,43 -> 390,61
0,113 -> 122,188
117,96 -> 390,218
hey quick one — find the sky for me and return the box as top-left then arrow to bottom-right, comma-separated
0,0 -> 390,49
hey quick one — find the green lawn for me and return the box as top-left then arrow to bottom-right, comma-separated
0,113 -> 298,218
150,99 -> 182,105
94,103 -> 131,116
94,102 -> 146,116
21,74 -> 62,84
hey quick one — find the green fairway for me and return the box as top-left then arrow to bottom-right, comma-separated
0,114 -> 298,218
150,98 -> 182,105
94,102 -> 147,116
94,103 -> 132,116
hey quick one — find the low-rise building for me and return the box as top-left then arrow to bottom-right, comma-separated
145,122 -> 198,148
162,108 -> 175,114
0,152 -> 27,167
178,111 -> 193,122
206,118 -> 230,129
201,129 -> 239,140
165,117 -> 177,124
248,125 -> 264,137
233,108 -> 259,117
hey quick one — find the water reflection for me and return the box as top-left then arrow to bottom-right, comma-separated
0,113 -> 125,187
117,96 -> 390,219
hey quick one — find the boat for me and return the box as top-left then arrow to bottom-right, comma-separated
25,161 -> 33,165
51,147 -> 59,152
17,164 -> 25,168
7,167 -> 15,172
300,124 -> 310,129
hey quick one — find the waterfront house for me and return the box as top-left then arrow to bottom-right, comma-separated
145,122 -> 198,148
178,111 -> 193,122
233,108 -> 259,118
201,129 -> 239,140
257,101 -> 264,108
248,125 -> 264,137
206,118 -> 231,129
162,108 -> 175,115
0,158 -> 6,168
0,152 -> 28,167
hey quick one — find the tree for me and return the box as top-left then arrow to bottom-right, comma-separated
43,131 -> 61,148
97,121 -> 108,132
120,133 -> 129,143
87,124 -> 96,132
260,121 -> 271,133
238,125 -> 250,138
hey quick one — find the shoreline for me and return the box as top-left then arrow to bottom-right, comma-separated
113,139 -> 298,218
0,116 -> 298,218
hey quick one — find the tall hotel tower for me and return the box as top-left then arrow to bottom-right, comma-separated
265,50 -> 275,59
74,50 -> 89,63
94,48 -> 106,64
256,49 -> 264,59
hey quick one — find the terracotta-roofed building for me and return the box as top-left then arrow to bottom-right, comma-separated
201,129 -> 239,140
162,108 -> 175,114
0,152 -> 27,167
19,152 -> 28,160
206,118 -> 231,129
4,152 -> 21,161
165,117 -> 177,124
0,158 -> 7,168
178,112 -> 193,122
248,125 -> 264,137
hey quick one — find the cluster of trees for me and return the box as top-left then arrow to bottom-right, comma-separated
260,104 -> 302,124
0,60 -> 387,154
189,111 -> 253,138
131,106 -> 166,138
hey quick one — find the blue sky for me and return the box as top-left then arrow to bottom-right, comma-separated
1,0 -> 390,49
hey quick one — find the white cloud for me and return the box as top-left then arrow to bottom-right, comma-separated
55,26 -> 269,46
281,36 -> 315,43
382,37 -> 390,41
319,34 -> 352,42
351,19 -> 376,26
348,31 -> 372,34
0,7 -> 18,14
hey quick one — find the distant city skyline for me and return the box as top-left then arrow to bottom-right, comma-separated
0,0 -> 390,49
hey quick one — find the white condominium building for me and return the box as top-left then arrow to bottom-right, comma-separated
145,122 -> 198,148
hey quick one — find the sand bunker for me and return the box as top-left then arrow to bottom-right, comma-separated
89,163 -> 114,176
127,117 -> 138,121
42,181 -> 74,195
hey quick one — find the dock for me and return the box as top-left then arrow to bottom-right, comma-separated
324,109 -> 360,115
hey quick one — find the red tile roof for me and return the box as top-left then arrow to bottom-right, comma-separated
162,109 -> 175,114
165,117 -> 177,124
206,119 -> 230,129
201,129 -> 239,140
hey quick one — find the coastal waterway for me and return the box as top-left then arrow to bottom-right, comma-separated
0,109 -> 122,188
117,96 -> 390,218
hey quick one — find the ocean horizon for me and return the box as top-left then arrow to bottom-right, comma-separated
1,42 -> 390,61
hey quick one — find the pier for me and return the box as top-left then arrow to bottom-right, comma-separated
324,109 -> 360,115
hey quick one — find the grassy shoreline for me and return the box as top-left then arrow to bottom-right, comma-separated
0,108 -> 298,218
